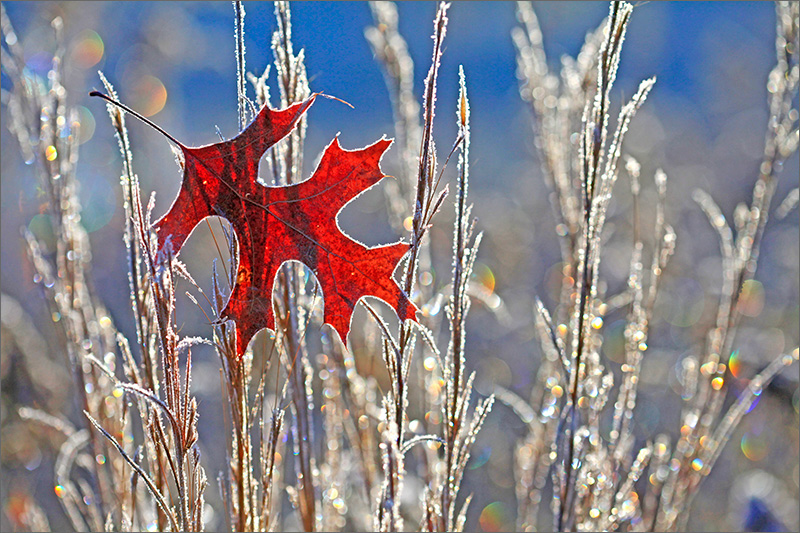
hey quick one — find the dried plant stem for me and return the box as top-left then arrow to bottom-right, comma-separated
437,68 -> 494,533
280,271 -> 318,532
649,4 -> 799,530
513,2 -> 798,531
365,1 -> 423,227
374,4 -> 451,532
1,9 -> 133,529
269,2 -> 318,530
558,4 -> 633,529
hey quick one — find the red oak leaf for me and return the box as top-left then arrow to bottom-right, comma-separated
134,95 -> 416,357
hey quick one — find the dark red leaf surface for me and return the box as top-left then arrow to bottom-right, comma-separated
153,96 -> 417,356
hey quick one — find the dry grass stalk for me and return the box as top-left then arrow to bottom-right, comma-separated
2,2 -> 211,527
268,3 -> 318,530
94,74 -> 209,533
426,67 -> 494,533
365,4 -> 497,532
214,3 -> 308,531
370,3 -> 450,531
364,1 -> 423,229
2,8 -> 129,530
646,3 -> 799,530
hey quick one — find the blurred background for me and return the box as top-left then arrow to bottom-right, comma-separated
1,2 -> 798,531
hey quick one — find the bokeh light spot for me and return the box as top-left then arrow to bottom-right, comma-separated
658,277 -> 705,327
738,279 -> 765,317
474,263 -> 495,293
28,214 -> 55,251
604,320 -> 626,364
729,349 -> 742,378
80,175 -> 116,233
130,75 -> 167,117
479,501 -> 508,532
77,106 -> 96,145
741,432 -> 768,462
71,29 -> 104,69
745,395 -> 761,414
419,270 -> 434,286
469,447 -> 491,470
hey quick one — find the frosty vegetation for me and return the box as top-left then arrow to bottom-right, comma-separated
1,1 -> 797,532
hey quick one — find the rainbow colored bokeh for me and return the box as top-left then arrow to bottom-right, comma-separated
479,501 -> 509,532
